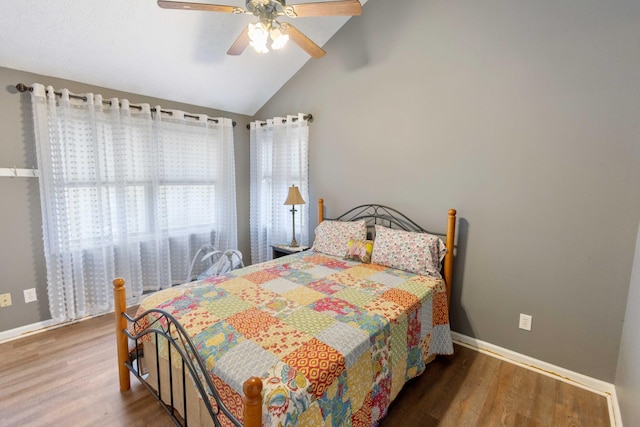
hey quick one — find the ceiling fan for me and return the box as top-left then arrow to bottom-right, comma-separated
157,0 -> 362,58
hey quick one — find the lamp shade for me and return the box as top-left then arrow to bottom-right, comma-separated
284,185 -> 305,206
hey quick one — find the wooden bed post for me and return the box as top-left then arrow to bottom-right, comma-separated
113,277 -> 131,392
444,209 -> 457,308
243,377 -> 263,427
318,198 -> 324,223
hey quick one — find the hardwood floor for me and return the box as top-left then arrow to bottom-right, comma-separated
0,312 -> 610,427
381,345 -> 610,427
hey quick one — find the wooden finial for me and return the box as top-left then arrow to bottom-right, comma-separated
318,198 -> 324,223
243,377 -> 263,427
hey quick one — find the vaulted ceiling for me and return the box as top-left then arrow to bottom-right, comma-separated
0,0 -> 366,115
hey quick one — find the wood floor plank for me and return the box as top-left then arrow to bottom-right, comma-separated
0,314 -> 611,426
432,347 -> 501,426
476,361 -> 520,425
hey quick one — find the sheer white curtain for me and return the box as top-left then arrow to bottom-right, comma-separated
30,84 -> 237,322
153,110 -> 238,285
250,114 -> 309,263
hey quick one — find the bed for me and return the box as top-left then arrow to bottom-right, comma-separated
114,199 -> 457,426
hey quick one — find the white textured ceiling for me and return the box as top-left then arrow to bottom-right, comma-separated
0,0 -> 365,115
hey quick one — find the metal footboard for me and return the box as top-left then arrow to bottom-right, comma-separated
122,308 -> 242,427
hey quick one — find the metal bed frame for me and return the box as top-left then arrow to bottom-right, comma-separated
114,199 -> 456,427
122,305 -> 241,427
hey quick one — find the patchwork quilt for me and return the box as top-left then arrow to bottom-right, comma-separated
136,250 -> 453,426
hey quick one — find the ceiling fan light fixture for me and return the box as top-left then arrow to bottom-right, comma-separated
248,22 -> 270,53
248,22 -> 269,43
250,39 -> 270,54
270,28 -> 289,50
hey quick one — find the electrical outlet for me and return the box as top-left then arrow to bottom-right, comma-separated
519,313 -> 532,331
0,293 -> 12,308
24,288 -> 37,303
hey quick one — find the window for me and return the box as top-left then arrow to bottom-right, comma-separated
31,84 -> 237,321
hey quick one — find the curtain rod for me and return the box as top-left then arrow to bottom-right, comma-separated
245,114 -> 314,130
15,83 -> 236,127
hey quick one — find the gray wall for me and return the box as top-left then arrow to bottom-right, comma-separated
0,66 -> 252,332
256,0 -> 640,382
616,223 -> 640,425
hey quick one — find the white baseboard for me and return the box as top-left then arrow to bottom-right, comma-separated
0,318 -> 61,343
0,296 -> 145,345
451,332 -> 623,427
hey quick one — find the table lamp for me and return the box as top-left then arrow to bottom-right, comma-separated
283,185 -> 305,247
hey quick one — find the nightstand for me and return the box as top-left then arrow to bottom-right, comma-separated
271,244 -> 309,259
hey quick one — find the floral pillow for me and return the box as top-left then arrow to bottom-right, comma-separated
344,239 -> 374,263
371,225 -> 447,278
312,220 -> 367,258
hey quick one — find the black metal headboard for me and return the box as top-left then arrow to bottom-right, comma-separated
326,204 -> 444,240
318,199 -> 456,303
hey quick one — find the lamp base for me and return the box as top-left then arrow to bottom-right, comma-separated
289,238 -> 299,248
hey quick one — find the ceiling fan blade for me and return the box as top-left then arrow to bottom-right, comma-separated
280,23 -> 326,58
285,0 -> 362,17
157,1 -> 241,13
227,27 -> 250,56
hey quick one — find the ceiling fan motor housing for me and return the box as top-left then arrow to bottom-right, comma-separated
246,0 -> 286,19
